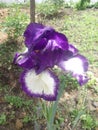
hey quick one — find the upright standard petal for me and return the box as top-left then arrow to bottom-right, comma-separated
43,32 -> 69,51
20,69 -> 59,101
24,23 -> 54,49
24,23 -> 45,48
24,23 -> 69,51
58,54 -> 89,85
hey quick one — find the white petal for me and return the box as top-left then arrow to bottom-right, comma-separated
21,69 -> 59,100
59,57 -> 84,74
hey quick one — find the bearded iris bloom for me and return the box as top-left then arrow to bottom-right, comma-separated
14,23 -> 89,101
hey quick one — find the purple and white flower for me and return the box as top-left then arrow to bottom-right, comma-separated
14,23 -> 89,101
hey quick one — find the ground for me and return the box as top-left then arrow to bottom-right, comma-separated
0,7 -> 98,130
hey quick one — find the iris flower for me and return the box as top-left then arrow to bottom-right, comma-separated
14,23 -> 89,101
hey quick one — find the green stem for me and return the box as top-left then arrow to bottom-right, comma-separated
47,76 -> 66,130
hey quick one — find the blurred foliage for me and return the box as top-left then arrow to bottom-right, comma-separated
2,7 -> 29,40
36,0 -> 65,18
5,95 -> 33,108
93,2 -> 98,8
0,41 -> 20,68
0,2 -> 8,8
70,108 -> 96,130
75,0 -> 90,10
0,114 -> 6,125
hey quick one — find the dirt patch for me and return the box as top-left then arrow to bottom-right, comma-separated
0,9 -> 9,44
0,32 -> 8,44
0,8 -> 9,20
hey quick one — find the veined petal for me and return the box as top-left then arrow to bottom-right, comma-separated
20,69 -> 59,101
58,54 -> 89,85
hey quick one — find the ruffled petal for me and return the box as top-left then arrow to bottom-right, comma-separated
14,51 -> 38,69
24,23 -> 69,51
43,32 -> 68,51
58,54 -> 89,85
24,23 -> 45,48
24,23 -> 54,49
20,69 -> 59,101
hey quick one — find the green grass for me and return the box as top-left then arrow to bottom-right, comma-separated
0,41 -> 20,67
0,2 -> 29,9
0,2 -> 8,8
61,9 -> 98,66
0,114 -> 6,125
5,95 -> 33,108
70,108 -> 97,130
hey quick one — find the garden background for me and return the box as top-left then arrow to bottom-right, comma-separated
0,0 -> 98,130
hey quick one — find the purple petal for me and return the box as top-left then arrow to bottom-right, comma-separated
73,74 -> 89,86
68,44 -> 78,55
43,32 -> 69,51
24,23 -> 69,51
24,23 -> 44,47
14,51 -> 38,69
13,52 -> 20,64
35,49 -> 73,74
20,69 -> 59,101
24,23 -> 54,49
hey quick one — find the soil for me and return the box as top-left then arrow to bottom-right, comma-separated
0,8 -> 98,130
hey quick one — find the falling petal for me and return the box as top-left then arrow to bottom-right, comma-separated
20,69 -> 59,101
58,54 -> 89,85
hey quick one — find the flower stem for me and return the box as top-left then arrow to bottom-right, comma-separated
47,75 -> 66,130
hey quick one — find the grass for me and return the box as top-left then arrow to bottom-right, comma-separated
0,114 -> 6,125
5,95 -> 33,108
0,4 -> 98,130
0,2 -> 8,8
61,10 -> 98,65
0,41 -> 20,67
